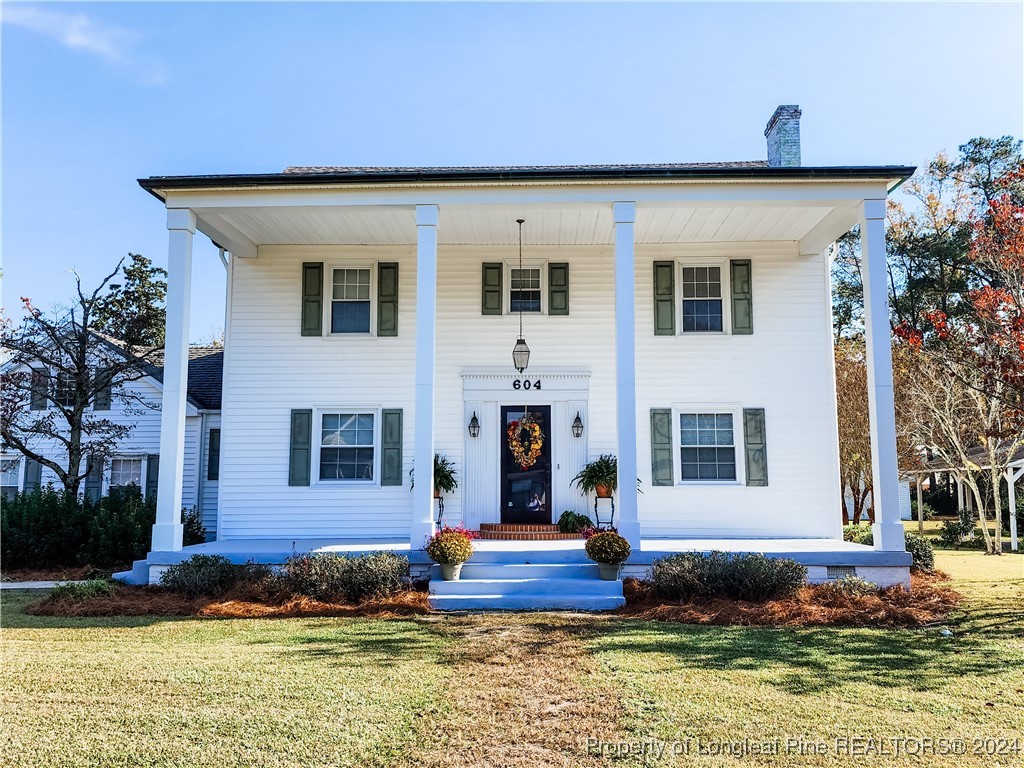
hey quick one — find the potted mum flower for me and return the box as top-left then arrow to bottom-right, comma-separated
585,530 -> 631,580
425,525 -> 475,580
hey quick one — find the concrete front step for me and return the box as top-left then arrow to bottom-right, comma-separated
430,577 -> 622,597
428,593 -> 625,611
455,563 -> 601,580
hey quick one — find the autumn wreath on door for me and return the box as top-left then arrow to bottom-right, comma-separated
508,413 -> 544,470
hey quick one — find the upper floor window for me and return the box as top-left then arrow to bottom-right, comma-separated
331,268 -> 372,334
53,371 -> 76,407
319,412 -> 375,481
681,266 -> 723,333
680,412 -> 736,481
510,267 -> 542,313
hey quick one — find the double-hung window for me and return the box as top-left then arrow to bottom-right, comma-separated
681,266 -> 724,332
331,268 -> 372,334
319,412 -> 375,481
1,458 -> 21,501
53,371 -> 76,407
680,413 -> 736,481
510,267 -> 542,313
109,457 -> 143,489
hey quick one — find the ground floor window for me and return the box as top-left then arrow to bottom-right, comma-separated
319,412 -> 375,481
1,457 -> 21,500
680,412 -> 736,480
109,457 -> 143,489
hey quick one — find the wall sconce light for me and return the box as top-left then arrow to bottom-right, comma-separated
572,412 -> 584,438
468,412 -> 480,438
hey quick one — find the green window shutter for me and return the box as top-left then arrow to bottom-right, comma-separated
377,262 -> 399,337
84,456 -> 103,503
481,263 -> 503,315
289,409 -> 313,486
30,370 -> 47,410
93,368 -> 112,410
730,259 -> 753,335
207,428 -> 221,482
380,409 -> 403,486
743,408 -> 768,487
146,455 -> 160,498
548,263 -> 569,315
650,409 -> 674,486
653,261 -> 676,335
301,262 -> 324,337
24,458 -> 42,491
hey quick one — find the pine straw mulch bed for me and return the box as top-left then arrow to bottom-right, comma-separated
25,583 -> 432,619
614,571 -> 962,627
1,565 -> 110,582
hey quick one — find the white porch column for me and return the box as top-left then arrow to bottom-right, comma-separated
151,208 -> 196,552
860,200 -> 904,552
1008,466 -> 1020,551
411,205 -> 439,548
613,201 -> 641,547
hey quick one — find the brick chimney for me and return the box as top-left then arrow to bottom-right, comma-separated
764,105 -> 801,167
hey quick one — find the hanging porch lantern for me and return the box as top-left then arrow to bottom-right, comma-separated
511,218 -> 530,373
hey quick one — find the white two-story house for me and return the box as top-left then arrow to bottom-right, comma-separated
122,106 -> 915,603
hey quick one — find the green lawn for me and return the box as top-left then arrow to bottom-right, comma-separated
2,551 -> 1022,767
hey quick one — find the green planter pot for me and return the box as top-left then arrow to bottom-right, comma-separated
597,563 -> 622,581
439,563 -> 464,581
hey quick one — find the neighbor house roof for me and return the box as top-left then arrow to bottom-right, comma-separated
148,347 -> 224,410
138,162 -> 916,199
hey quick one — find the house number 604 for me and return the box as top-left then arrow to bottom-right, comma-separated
512,379 -> 542,390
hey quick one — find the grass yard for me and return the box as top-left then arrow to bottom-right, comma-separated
2,551 -> 1022,767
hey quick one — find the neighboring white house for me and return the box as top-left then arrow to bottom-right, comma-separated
124,105 -> 916,601
1,347 -> 223,538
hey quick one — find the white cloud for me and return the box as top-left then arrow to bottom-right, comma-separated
3,5 -> 165,83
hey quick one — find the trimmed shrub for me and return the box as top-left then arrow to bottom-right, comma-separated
81,487 -> 154,567
49,579 -> 116,602
652,552 -> 807,602
156,557 -> 266,598
909,501 -> 936,521
843,524 -> 874,545
280,552 -> 409,602
939,509 -> 976,549
557,510 -> 592,534
182,506 -> 207,546
904,532 -> 935,572
585,531 -> 631,564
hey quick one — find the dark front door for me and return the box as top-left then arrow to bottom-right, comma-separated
501,405 -> 552,524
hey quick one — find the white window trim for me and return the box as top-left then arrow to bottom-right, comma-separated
677,256 -> 731,336
323,261 -> 378,338
672,403 -> 745,486
311,406 -> 382,487
504,260 -> 547,316
106,454 -> 147,494
1,454 -> 24,493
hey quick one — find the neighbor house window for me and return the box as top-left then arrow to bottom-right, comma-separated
1,458 -> 21,501
681,266 -> 723,332
331,268 -> 372,333
109,457 -> 143,488
510,267 -> 542,313
319,413 -> 375,481
680,413 -> 736,481
53,371 -> 76,407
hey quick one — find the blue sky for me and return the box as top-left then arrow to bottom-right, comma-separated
3,1 -> 1022,340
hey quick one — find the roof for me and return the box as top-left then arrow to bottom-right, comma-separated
148,347 -> 224,410
918,441 -> 1024,472
138,162 -> 917,199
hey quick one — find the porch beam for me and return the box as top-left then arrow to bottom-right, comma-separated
798,204 -> 859,256
194,215 -> 258,259
151,208 -> 196,552
411,204 -> 439,548
860,199 -> 904,552
613,201 -> 641,547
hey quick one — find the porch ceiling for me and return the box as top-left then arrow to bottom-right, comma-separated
197,202 -> 847,249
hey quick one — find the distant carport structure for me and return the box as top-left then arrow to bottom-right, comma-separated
907,443 -> 1023,552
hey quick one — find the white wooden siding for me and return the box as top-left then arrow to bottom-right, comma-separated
220,241 -> 842,540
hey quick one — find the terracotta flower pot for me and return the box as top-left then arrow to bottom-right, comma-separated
439,563 -> 463,581
597,563 -> 621,581
595,484 -> 613,499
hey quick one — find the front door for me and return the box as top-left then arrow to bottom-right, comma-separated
501,405 -> 552,524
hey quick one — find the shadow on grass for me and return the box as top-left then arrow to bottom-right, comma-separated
592,619 -> 1014,697
282,619 -> 449,667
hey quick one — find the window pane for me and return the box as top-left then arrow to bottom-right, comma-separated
320,447 -> 374,481
681,299 -> 723,332
110,458 -> 142,487
680,414 -> 697,430
1,459 -> 20,486
331,301 -> 371,333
